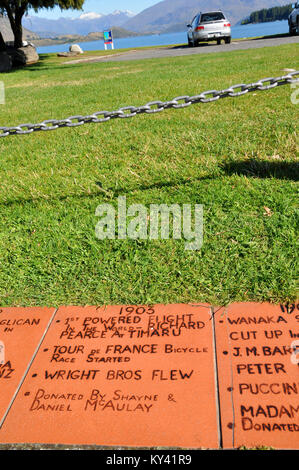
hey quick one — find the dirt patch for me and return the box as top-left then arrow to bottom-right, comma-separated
6,79 -> 102,89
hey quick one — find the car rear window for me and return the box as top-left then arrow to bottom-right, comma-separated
200,12 -> 225,22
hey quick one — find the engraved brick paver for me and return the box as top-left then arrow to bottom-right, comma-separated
1,302 -> 298,449
215,302 -> 299,450
0,307 -> 56,425
0,304 -> 218,448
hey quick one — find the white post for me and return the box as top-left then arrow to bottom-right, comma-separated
0,81 -> 4,105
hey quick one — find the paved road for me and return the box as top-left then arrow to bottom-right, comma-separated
97,35 -> 299,63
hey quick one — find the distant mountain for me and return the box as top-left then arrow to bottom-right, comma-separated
22,10 -> 135,37
123,0 -> 288,33
2,2 -> 289,44
33,28 -> 143,48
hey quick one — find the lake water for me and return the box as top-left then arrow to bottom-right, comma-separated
37,20 -> 289,55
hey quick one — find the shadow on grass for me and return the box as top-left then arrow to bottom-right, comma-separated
25,54 -> 75,72
0,160 -> 297,207
101,160 -> 299,197
0,175 -> 215,208
4,54 -> 61,74
222,159 -> 299,181
7,54 -> 89,73
96,175 -> 216,198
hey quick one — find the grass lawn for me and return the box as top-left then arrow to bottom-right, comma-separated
0,44 -> 298,307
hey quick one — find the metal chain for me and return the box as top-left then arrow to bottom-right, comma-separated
1,71 -> 298,138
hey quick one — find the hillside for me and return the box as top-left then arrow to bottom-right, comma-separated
242,3 -> 293,24
0,15 -> 39,42
32,28 -> 143,47
123,0 -> 288,33
22,10 -> 135,37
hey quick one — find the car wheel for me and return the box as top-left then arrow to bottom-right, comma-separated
225,36 -> 231,44
217,38 -> 221,45
188,37 -> 193,47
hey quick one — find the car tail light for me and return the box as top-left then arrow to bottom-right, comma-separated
196,26 -> 205,30
224,23 -> 231,27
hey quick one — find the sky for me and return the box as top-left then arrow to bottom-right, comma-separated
28,0 -> 159,19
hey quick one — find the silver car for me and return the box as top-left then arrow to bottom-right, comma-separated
187,11 -> 231,46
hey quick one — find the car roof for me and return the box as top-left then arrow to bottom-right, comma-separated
199,11 -> 225,14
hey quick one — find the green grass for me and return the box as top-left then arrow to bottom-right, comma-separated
0,44 -> 298,307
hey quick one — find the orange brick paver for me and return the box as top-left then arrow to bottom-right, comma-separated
0,302 -> 298,449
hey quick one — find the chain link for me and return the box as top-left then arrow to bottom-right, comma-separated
1,71 -> 298,138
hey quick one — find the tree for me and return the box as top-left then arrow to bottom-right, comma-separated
0,30 -> 6,51
242,3 -> 293,24
0,1 -> 85,49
